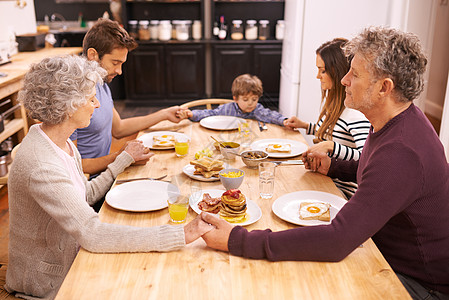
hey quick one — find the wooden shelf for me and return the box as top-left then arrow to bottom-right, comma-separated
0,119 -> 24,143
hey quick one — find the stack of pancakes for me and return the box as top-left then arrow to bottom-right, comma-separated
190,157 -> 224,178
219,189 -> 247,223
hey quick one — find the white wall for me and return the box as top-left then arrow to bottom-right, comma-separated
280,0 -> 439,126
425,3 -> 449,120
439,72 -> 449,162
0,1 -> 37,42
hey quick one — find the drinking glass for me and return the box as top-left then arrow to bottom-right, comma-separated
259,162 -> 276,199
238,121 -> 251,147
175,137 -> 189,157
168,195 -> 189,223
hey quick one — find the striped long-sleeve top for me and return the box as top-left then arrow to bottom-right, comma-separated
306,108 -> 371,198
306,108 -> 370,161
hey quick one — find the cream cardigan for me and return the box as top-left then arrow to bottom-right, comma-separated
5,126 -> 185,299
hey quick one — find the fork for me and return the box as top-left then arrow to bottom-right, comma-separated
262,121 -> 268,131
115,174 -> 167,184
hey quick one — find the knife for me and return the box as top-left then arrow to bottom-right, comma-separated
271,160 -> 304,165
257,120 -> 263,132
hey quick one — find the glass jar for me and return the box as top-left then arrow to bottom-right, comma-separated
276,20 -> 285,40
176,21 -> 191,41
258,20 -> 270,40
150,20 -> 159,40
158,20 -> 172,41
138,20 -> 150,41
128,20 -> 138,40
245,20 -> 257,40
171,20 -> 180,40
192,20 -> 202,40
231,20 -> 244,40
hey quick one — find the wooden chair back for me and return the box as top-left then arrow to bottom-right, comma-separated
180,99 -> 233,110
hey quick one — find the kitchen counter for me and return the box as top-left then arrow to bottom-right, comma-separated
0,47 -> 83,97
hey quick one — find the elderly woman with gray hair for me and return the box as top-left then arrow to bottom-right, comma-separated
5,55 -> 211,299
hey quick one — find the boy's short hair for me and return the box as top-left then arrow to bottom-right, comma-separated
82,18 -> 138,59
231,74 -> 263,98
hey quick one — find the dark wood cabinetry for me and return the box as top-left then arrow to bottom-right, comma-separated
165,44 -> 205,100
123,0 -> 284,106
212,42 -> 281,99
125,43 -> 205,104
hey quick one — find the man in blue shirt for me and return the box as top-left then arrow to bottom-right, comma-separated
71,18 -> 186,177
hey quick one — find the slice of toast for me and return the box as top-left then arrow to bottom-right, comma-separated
190,157 -> 224,172
299,202 -> 331,221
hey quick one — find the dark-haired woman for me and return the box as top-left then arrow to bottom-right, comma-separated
285,38 -> 371,198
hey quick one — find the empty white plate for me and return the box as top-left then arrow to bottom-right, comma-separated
106,180 -> 180,212
199,116 -> 245,130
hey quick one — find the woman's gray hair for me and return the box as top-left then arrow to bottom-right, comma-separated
343,26 -> 427,102
18,55 -> 107,124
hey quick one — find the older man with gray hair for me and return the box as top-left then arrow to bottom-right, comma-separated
199,27 -> 449,300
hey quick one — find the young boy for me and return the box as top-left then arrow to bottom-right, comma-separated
178,74 -> 288,126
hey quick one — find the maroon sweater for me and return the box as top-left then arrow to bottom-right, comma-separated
228,104 -> 449,294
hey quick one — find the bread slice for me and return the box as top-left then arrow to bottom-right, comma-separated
299,202 -> 331,221
190,157 -> 224,172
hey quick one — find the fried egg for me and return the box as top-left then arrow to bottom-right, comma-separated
299,202 -> 330,219
153,134 -> 175,143
266,143 -> 291,153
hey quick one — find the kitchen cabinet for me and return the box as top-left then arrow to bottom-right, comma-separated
122,0 -> 284,105
125,43 -> 205,104
212,42 -> 282,99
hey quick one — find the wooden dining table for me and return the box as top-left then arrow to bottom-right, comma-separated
56,119 -> 410,299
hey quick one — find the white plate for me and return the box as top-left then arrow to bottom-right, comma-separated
272,190 -> 347,226
199,116 -> 246,131
250,138 -> 308,158
182,164 -> 220,182
189,189 -> 262,226
138,131 -> 190,150
105,180 -> 180,212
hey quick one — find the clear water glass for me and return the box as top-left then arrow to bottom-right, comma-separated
259,162 -> 276,199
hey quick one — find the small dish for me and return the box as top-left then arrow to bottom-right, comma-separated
240,150 -> 268,168
219,142 -> 240,160
219,168 -> 244,190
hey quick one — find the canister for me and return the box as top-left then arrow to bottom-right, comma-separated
138,20 -> 150,40
159,20 -> 172,41
176,21 -> 191,41
276,20 -> 285,40
245,20 -> 257,40
128,20 -> 138,40
231,20 -> 244,40
150,20 -> 159,40
258,20 -> 270,40
192,20 -> 202,40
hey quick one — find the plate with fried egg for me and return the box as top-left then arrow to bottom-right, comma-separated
272,190 -> 347,226
250,139 -> 307,158
138,131 -> 190,150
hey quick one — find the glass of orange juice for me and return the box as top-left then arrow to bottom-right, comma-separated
238,121 -> 251,147
168,195 -> 189,223
175,137 -> 189,157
